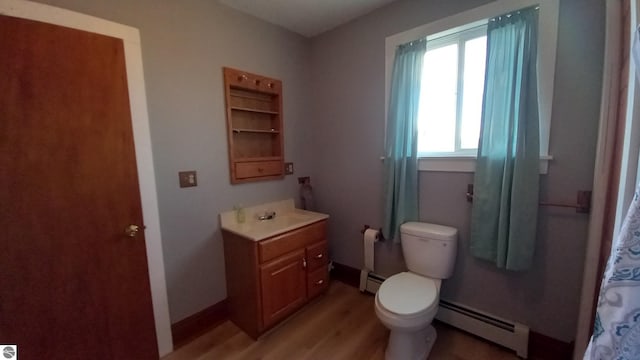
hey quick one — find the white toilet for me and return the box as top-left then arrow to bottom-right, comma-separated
375,222 -> 458,360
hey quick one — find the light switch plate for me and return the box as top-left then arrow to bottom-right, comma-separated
284,162 -> 294,175
179,171 -> 197,188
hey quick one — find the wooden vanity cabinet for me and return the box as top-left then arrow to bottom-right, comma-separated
223,67 -> 284,184
222,220 -> 329,338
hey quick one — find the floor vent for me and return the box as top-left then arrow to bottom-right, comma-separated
436,300 -> 529,358
360,272 -> 529,358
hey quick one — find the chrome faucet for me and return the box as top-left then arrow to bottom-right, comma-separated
257,211 -> 276,221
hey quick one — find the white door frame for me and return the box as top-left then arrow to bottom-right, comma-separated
614,0 -> 640,236
574,0 -> 640,357
0,0 -> 173,356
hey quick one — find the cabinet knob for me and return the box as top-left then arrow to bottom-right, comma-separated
315,280 -> 324,285
267,82 -> 274,88
254,79 -> 261,86
302,258 -> 307,268
315,253 -> 323,259
238,74 -> 248,82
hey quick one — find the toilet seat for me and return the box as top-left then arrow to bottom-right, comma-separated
377,272 -> 438,318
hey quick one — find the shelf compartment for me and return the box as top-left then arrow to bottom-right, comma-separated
229,88 -> 278,112
233,128 -> 280,134
234,156 -> 282,163
232,131 -> 282,159
229,90 -> 273,101
230,110 -> 279,132
230,106 -> 279,115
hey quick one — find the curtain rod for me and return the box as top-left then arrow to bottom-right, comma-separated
490,5 -> 540,21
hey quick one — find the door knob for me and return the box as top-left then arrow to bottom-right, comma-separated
124,224 -> 141,237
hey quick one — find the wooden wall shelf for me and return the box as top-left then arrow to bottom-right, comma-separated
231,106 -> 279,115
232,128 -> 280,134
223,67 -> 284,183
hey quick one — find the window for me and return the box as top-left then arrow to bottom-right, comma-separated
385,0 -> 559,173
417,26 -> 487,156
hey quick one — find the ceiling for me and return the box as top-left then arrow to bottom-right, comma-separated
218,0 -> 400,38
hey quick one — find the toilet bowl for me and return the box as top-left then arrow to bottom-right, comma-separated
374,272 -> 440,360
374,222 -> 458,360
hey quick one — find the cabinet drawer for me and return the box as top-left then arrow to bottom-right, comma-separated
307,267 -> 329,299
306,241 -> 328,272
235,161 -> 282,179
259,221 -> 327,263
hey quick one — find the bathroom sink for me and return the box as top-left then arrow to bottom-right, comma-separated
220,199 -> 329,241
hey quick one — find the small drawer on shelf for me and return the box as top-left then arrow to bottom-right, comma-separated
306,241 -> 328,272
307,267 -> 329,299
235,161 -> 282,179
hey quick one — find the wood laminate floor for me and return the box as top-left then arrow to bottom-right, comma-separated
163,281 -> 521,360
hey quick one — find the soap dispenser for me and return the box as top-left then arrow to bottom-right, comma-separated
234,204 -> 246,224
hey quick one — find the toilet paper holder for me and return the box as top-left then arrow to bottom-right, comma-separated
361,225 -> 384,242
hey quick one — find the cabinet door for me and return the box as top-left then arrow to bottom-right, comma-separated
260,249 -> 307,329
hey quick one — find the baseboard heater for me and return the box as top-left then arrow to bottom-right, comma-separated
437,300 -> 529,358
360,272 -> 529,358
359,270 -> 385,293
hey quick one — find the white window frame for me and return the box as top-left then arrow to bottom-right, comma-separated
418,25 -> 487,157
385,0 -> 559,174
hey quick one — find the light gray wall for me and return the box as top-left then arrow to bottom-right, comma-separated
32,0 -> 604,342
34,0 -> 312,323
310,0 -> 604,342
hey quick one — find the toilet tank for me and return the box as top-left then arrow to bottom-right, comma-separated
400,222 -> 458,279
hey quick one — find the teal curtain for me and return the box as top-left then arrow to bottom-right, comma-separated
383,39 -> 426,242
470,8 -> 540,270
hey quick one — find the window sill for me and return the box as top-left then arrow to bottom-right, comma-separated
418,155 -> 553,174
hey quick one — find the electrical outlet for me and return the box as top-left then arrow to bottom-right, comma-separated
284,162 -> 294,175
178,171 -> 197,188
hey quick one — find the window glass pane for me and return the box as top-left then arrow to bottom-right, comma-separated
417,44 -> 458,153
460,36 -> 486,149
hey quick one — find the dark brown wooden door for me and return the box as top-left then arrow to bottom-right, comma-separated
0,15 -> 158,359
260,249 -> 307,329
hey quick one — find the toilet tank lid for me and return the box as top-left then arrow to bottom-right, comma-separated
400,222 -> 457,241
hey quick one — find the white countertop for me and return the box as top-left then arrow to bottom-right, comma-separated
220,199 -> 329,241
